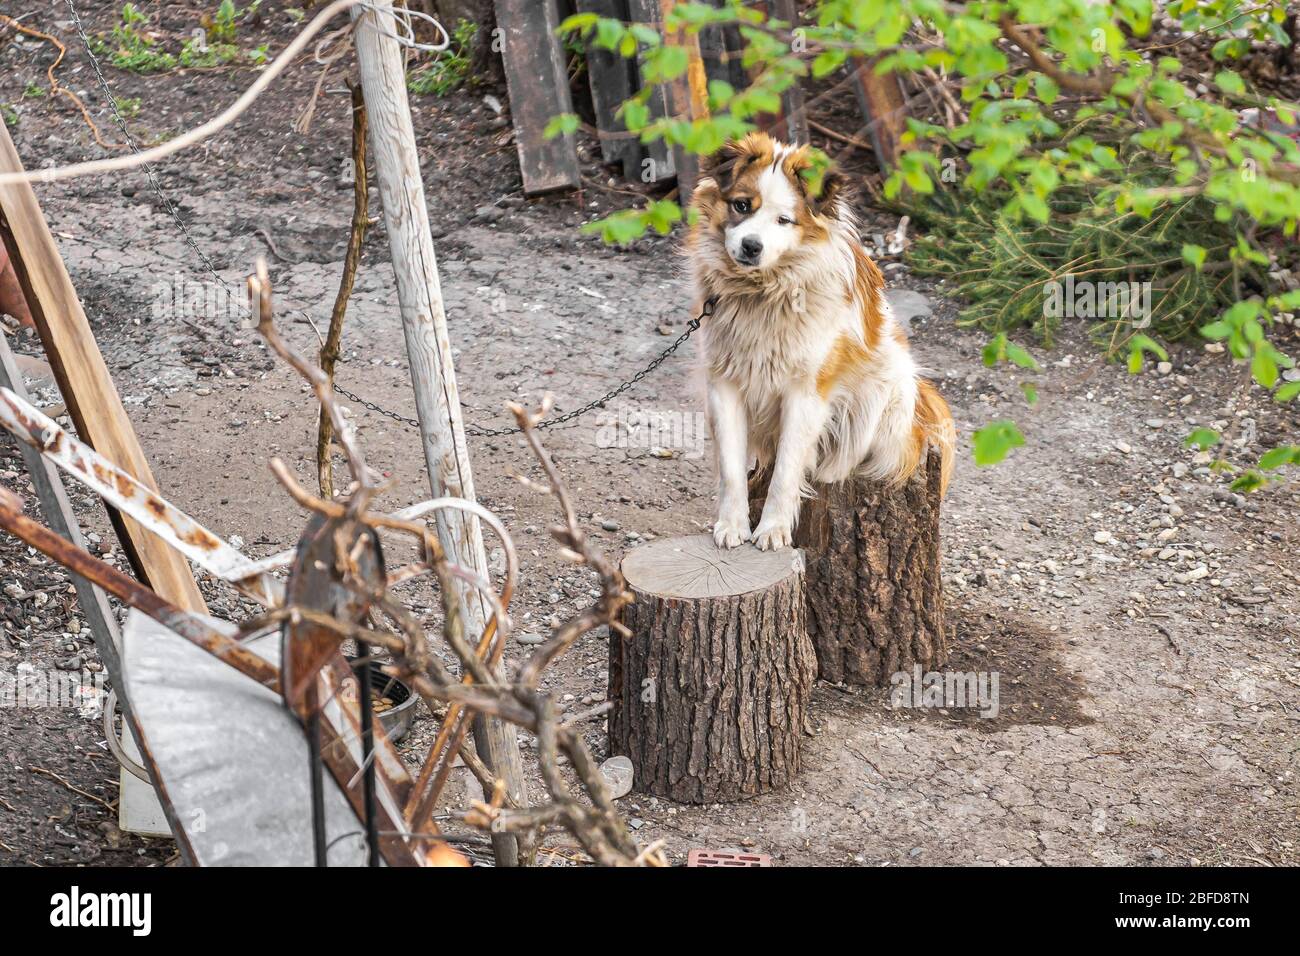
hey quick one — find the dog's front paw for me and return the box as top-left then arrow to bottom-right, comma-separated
712,515 -> 751,549
752,518 -> 793,551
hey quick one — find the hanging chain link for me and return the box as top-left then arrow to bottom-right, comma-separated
62,0 -> 704,438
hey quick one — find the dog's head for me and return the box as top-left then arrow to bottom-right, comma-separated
690,132 -> 848,273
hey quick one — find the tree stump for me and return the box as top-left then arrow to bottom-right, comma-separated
608,535 -> 816,804
749,451 -> 948,687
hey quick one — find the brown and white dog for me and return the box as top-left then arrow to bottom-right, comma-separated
687,132 -> 955,551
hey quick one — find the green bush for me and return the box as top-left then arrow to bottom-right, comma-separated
555,0 -> 1300,490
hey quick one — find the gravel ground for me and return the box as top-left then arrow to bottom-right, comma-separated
0,1 -> 1297,866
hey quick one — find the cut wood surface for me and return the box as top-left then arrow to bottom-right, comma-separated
750,451 -> 948,687
0,123 -> 206,613
493,0 -> 582,194
609,535 -> 816,803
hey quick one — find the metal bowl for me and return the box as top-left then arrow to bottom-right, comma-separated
367,668 -> 418,744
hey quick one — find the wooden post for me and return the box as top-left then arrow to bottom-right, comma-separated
750,452 -> 948,686
0,123 -> 206,613
766,0 -> 808,145
657,0 -> 711,198
698,0 -> 747,91
493,0 -> 582,194
351,4 -> 528,865
626,0 -> 675,184
609,535 -> 816,803
850,55 -> 908,170
576,0 -> 642,181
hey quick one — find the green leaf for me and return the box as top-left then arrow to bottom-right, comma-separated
1019,191 -> 1049,223
1259,445 -> 1300,470
1181,243 -> 1207,271
542,113 -> 579,140
1034,74 -> 1060,106
972,420 -> 1025,466
1230,470 -> 1268,493
1214,70 -> 1245,95
1020,382 -> 1039,406
1252,348 -> 1279,388
1276,380 -> 1300,403
1183,428 -> 1221,450
1128,334 -> 1169,373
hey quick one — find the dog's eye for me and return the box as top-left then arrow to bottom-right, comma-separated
777,215 -> 794,225
731,198 -> 752,215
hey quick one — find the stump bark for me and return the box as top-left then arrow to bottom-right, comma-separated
608,535 -> 816,804
749,450 -> 948,687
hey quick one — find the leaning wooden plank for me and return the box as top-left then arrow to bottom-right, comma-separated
0,123 -> 206,613
494,0 -> 582,194
850,55 -> 908,170
576,0 -> 642,180
657,0 -> 711,198
767,0 -> 808,145
698,0 -> 748,90
626,0 -> 675,183
121,614 -> 465,867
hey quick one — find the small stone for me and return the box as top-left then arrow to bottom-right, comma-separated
1115,441 -> 1132,454
1185,565 -> 1210,581
514,631 -> 545,646
1156,361 -> 1172,375
1093,531 -> 1113,544
599,755 -> 635,800
600,518 -> 620,532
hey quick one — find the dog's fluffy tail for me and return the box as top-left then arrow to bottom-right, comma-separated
913,379 -> 955,496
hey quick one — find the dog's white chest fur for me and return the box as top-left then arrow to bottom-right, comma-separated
686,132 -> 953,551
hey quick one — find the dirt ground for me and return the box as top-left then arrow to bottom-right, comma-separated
1,1 -> 1297,867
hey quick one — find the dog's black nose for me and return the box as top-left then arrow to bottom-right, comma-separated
739,236 -> 763,260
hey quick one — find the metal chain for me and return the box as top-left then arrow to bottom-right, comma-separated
62,0 -> 705,438
464,297 -> 713,437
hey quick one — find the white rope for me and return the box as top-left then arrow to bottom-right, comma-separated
0,0 -> 444,187
365,2 -> 450,53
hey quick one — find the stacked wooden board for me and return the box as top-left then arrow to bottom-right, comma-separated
494,0 -> 904,196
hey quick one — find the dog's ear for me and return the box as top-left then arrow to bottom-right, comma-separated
702,133 -> 775,190
809,167 -> 850,218
794,158 -> 850,218
701,141 -> 744,190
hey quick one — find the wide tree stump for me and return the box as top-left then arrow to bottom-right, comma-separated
608,535 -> 816,804
749,451 -> 948,687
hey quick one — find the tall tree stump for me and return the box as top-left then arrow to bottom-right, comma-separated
749,451 -> 948,687
608,535 -> 816,804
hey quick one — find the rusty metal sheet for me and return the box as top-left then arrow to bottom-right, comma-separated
0,386 -> 281,604
122,612 -> 375,866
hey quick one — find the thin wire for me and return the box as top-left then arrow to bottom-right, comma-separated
1,0 -> 372,186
